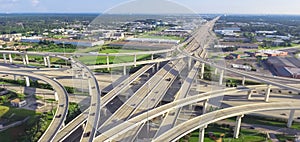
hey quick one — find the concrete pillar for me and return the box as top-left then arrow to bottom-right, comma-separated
43,56 -> 48,67
202,99 -> 209,114
219,70 -> 224,86
188,57 -> 192,70
151,54 -> 154,60
3,54 -> 7,63
198,126 -> 206,142
247,90 -> 253,100
82,71 -> 85,79
204,53 -> 208,58
214,68 -> 218,75
287,110 -> 295,128
123,66 -> 127,76
25,54 -> 29,65
25,76 -> 30,87
156,62 -> 160,71
103,107 -> 108,116
22,55 -> 26,65
242,76 -> 246,86
152,66 -> 155,73
200,63 -> 205,79
125,93 -> 130,100
46,56 -> 51,68
188,104 -> 193,110
88,78 -> 92,96
134,54 -> 137,67
54,91 -> 59,101
106,55 -> 110,70
8,54 -> 13,64
61,121 -> 66,128
264,84 -> 271,102
13,75 -> 16,81
234,115 -> 244,139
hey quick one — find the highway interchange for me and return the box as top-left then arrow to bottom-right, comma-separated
0,16 -> 300,142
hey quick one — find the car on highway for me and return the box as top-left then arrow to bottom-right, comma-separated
83,131 -> 90,137
56,114 -> 62,118
165,78 -> 171,81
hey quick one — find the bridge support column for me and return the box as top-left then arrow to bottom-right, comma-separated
88,77 -> 91,91
242,76 -> 246,86
219,70 -> 224,86
46,56 -> 51,68
188,57 -> 192,70
25,76 -> 30,87
264,84 -> 271,102
204,52 -> 208,58
188,104 -> 192,110
156,62 -> 160,71
13,75 -> 17,81
54,91 -> 59,101
234,115 -> 244,139
3,54 -> 7,63
134,54 -> 137,67
25,54 -> 29,65
247,90 -> 253,100
43,56 -> 48,67
287,110 -> 295,128
125,93 -> 130,100
151,54 -> 154,60
202,99 -> 209,114
8,54 -> 13,64
103,107 -> 108,116
123,66 -> 127,76
214,68 -> 218,75
106,55 -> 110,70
200,63 -> 205,79
82,71 -> 85,79
22,55 -> 27,65
198,126 -> 206,142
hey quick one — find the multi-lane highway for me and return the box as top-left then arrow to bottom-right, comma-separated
53,64 -> 154,141
154,61 -> 200,139
1,15 -> 300,142
113,59 -> 187,141
97,59 -> 184,134
0,69 -> 69,142
153,102 -> 300,142
94,85 -> 272,141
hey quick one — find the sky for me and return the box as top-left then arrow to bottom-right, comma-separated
1,0 -> 300,15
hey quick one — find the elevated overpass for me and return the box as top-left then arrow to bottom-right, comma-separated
153,102 -> 300,142
94,85 -> 273,141
53,64 -> 154,141
0,70 -> 69,142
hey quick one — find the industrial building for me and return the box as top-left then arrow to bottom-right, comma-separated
267,56 -> 300,78
257,50 -> 288,57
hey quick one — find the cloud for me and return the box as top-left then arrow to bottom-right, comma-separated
31,0 -> 39,7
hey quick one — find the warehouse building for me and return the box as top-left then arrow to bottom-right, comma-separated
267,56 -> 300,78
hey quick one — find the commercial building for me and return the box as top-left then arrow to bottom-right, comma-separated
257,50 -> 288,57
10,98 -> 27,108
231,64 -> 252,71
268,57 -> 300,78
125,38 -> 180,44
21,37 -> 104,47
217,42 -> 258,49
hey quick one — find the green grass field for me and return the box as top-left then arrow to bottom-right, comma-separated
138,34 -> 185,42
0,105 -> 9,118
0,106 -> 36,123
78,49 -> 150,65
181,123 -> 270,142
227,115 -> 300,131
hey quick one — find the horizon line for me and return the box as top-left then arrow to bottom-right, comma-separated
0,12 -> 300,16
